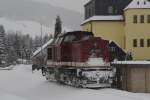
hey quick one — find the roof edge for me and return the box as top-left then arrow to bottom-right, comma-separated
81,15 -> 124,25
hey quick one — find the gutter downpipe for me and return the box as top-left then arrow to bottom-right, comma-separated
90,21 -> 93,32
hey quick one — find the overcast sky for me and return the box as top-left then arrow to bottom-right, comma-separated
31,0 -> 90,13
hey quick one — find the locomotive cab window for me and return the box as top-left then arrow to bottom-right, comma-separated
63,34 -> 76,43
82,34 -> 93,40
47,48 -> 52,60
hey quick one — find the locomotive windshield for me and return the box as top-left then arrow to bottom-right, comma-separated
62,31 -> 94,43
81,34 -> 93,40
54,31 -> 94,44
63,34 -> 76,43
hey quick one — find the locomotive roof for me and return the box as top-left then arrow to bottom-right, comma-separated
32,39 -> 54,58
59,31 -> 94,37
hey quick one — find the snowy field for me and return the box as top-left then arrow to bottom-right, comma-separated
0,64 -> 150,100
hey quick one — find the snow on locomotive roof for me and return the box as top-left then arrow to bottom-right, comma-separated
81,15 -> 123,25
60,31 -> 93,37
112,61 -> 150,65
32,39 -> 54,58
124,0 -> 150,10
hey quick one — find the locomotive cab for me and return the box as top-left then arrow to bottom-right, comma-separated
47,31 -> 94,65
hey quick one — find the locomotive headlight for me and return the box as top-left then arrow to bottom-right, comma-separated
89,42 -> 97,58
90,49 -> 96,58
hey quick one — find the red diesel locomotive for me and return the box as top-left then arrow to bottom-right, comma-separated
43,31 -> 114,88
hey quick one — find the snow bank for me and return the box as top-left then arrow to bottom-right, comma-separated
0,65 -> 14,70
112,61 -> 150,65
0,90 -> 27,100
55,89 -> 150,100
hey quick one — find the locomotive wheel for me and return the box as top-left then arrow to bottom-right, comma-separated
45,69 -> 50,80
42,67 -> 46,76
45,73 -> 49,80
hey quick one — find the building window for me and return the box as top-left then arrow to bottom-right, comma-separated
133,15 -> 137,23
108,6 -> 113,14
89,8 -> 92,17
147,39 -> 150,47
140,15 -> 144,23
140,39 -> 144,47
47,48 -> 52,60
133,39 -> 137,47
147,15 -> 150,23
110,47 -> 116,52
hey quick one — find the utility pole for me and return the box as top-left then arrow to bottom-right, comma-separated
40,23 -> 44,68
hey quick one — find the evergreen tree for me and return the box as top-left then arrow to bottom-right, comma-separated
0,25 -> 6,66
13,33 -> 22,58
5,34 -> 17,64
21,34 -> 33,60
54,16 -> 62,38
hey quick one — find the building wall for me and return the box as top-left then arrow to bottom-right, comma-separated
82,22 -> 92,32
82,21 -> 125,48
84,0 -> 96,19
82,8 -> 150,60
124,9 -> 150,60
84,0 -> 132,19
130,66 -> 146,92
118,65 -> 150,93
146,67 -> 150,92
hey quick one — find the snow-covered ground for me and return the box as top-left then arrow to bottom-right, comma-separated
0,64 -> 150,100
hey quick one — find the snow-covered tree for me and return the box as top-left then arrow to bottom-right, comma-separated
5,34 -> 17,64
4,30 -> 53,64
0,25 -> 6,66
13,33 -> 22,58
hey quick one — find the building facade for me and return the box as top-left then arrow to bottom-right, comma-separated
112,61 -> 150,93
82,0 -> 150,60
84,0 -> 132,19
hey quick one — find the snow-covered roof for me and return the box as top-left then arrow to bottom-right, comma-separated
32,39 -> 54,58
81,15 -> 123,25
112,61 -> 150,65
124,0 -> 150,10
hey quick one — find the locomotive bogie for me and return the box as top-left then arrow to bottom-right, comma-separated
44,66 -> 114,88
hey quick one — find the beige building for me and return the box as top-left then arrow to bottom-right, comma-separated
82,0 -> 150,60
113,61 -> 150,93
